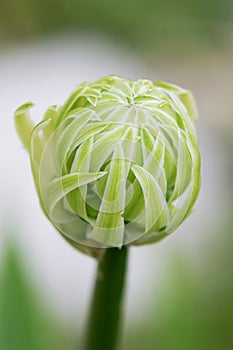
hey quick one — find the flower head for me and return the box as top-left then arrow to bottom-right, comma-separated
15,76 -> 200,257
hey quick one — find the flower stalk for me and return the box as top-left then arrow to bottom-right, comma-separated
85,247 -> 128,350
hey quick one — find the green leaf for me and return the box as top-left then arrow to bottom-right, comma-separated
0,242 -> 68,350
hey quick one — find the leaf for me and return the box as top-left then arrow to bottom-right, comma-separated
0,243 -> 68,350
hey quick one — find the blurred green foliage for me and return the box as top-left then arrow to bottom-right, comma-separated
1,220 -> 232,350
0,0 -> 232,52
0,242 -> 72,350
124,218 -> 233,350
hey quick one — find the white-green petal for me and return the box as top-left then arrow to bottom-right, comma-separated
88,143 -> 126,247
45,171 -> 107,215
55,109 -> 96,167
132,165 -> 169,233
14,102 -> 35,150
67,137 -> 94,222
168,129 -> 192,202
30,119 -> 51,193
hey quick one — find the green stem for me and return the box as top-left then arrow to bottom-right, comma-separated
84,246 -> 128,350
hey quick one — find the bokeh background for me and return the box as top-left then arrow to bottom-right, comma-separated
0,1 -> 233,349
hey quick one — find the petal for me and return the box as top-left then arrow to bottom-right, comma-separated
132,165 -> 169,233
45,171 -> 107,214
14,102 -> 35,150
88,143 -> 126,247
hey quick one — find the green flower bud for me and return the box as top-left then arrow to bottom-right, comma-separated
15,76 -> 201,257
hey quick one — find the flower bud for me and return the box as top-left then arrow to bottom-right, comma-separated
15,76 -> 201,257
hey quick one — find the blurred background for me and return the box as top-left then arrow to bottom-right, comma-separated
0,0 -> 233,349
